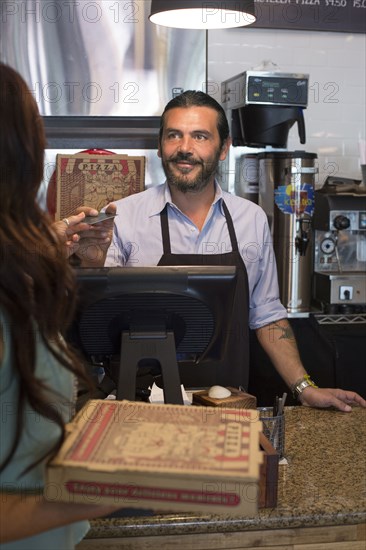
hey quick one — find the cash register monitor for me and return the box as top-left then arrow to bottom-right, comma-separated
71,265 -> 246,404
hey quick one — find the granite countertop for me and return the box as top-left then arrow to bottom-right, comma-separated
86,406 -> 366,539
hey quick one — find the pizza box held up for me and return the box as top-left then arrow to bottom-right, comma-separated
46,400 -> 263,516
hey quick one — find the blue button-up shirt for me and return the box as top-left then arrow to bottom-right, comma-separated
105,182 -> 287,329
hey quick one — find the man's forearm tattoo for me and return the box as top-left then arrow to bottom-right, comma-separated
268,322 -> 296,344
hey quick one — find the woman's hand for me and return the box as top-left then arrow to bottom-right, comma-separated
52,211 -> 94,257
73,203 -> 117,267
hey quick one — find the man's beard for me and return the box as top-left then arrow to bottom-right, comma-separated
161,150 -> 221,194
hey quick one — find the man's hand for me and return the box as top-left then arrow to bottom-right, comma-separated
74,204 -> 117,267
256,319 -> 366,413
299,386 -> 366,412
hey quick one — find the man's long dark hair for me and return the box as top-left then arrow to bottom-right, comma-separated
159,90 -> 230,148
0,63 -> 90,474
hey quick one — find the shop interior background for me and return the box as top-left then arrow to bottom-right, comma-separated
0,0 -> 365,206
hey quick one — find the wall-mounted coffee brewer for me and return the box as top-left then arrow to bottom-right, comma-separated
222,71 -> 316,313
221,70 -> 308,148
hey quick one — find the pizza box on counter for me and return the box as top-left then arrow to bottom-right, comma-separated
46,399 -> 263,516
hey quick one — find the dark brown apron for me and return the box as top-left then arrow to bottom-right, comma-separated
157,201 -> 250,390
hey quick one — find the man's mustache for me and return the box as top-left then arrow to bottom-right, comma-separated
168,152 -> 202,165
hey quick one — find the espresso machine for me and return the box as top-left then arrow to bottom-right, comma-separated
312,179 -> 366,313
221,70 -> 316,313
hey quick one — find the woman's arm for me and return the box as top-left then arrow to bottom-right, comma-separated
0,492 -> 119,543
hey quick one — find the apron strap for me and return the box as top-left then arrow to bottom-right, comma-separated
161,200 -> 239,254
160,204 -> 172,254
222,201 -> 239,252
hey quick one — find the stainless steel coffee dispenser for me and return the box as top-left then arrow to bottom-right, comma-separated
258,152 -> 318,313
234,154 -> 259,204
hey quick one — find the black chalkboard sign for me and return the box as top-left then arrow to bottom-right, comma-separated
251,0 -> 366,33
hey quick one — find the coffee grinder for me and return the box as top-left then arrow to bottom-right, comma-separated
221,70 -> 316,313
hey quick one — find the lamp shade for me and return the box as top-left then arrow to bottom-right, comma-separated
149,1 -> 256,29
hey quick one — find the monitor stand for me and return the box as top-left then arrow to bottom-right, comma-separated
117,330 -> 184,405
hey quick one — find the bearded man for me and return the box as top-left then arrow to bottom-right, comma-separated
76,90 -> 366,412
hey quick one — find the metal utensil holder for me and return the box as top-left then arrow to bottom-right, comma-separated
258,406 -> 285,458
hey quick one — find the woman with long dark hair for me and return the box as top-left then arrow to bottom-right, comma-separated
0,63 -> 118,548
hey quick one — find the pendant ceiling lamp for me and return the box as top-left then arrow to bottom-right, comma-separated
149,1 -> 256,30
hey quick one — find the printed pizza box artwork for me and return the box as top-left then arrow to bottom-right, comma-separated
46,400 -> 263,516
55,153 -> 145,220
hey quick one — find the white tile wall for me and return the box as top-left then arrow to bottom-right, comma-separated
207,28 -> 366,187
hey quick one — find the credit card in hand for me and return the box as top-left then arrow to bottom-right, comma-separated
84,212 -> 116,225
